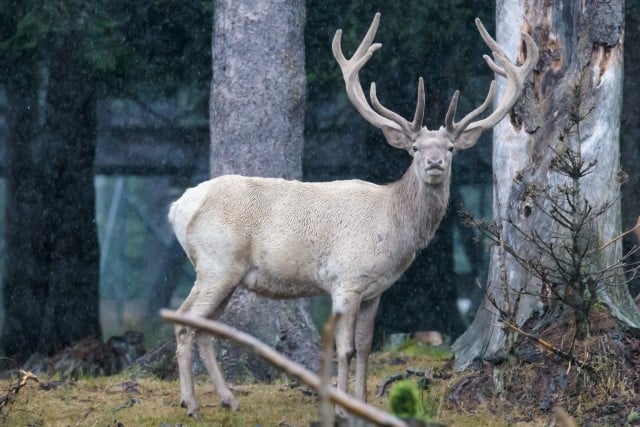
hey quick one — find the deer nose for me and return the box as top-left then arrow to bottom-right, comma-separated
427,156 -> 444,168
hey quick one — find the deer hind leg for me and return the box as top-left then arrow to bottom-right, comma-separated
353,295 -> 380,402
175,263 -> 244,417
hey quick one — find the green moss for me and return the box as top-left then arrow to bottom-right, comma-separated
389,380 -> 421,419
393,339 -> 454,360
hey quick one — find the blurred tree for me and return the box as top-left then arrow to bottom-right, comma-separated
453,0 -> 640,369
0,1 -> 111,359
0,0 -> 212,360
203,0 -> 320,379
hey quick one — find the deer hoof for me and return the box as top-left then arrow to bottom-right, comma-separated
181,400 -> 201,418
335,405 -> 349,419
221,397 -> 240,411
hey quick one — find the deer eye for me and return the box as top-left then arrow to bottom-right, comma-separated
412,145 -> 418,153
448,145 -> 455,152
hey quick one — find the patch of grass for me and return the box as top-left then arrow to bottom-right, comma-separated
392,339 -> 454,360
0,350 -> 511,426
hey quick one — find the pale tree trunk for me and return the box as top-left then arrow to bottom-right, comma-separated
453,0 -> 640,370
208,0 -> 319,380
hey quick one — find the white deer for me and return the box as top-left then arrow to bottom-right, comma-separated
168,13 -> 538,417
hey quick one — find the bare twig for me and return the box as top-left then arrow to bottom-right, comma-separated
0,370 -> 39,414
320,312 -> 341,427
501,320 -> 593,373
160,309 -> 408,427
482,290 -> 595,373
599,215 -> 640,250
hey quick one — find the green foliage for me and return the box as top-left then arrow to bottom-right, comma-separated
0,0 -> 123,70
0,1 -> 212,101
389,380 -> 421,419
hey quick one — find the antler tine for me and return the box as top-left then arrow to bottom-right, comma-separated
332,13 -> 420,138
411,77 -> 426,132
370,77 -> 425,134
445,90 -> 460,134
449,18 -> 539,148
446,81 -> 496,137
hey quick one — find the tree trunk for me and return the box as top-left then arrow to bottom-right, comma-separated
1,52 -> 45,361
621,4 -> 640,297
1,32 -> 101,361
208,0 -> 319,379
453,0 -> 640,370
38,32 -> 101,355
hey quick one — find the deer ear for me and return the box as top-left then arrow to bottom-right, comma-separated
382,127 -> 413,151
454,125 -> 484,150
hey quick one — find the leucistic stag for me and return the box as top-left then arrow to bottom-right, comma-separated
168,12 -> 538,417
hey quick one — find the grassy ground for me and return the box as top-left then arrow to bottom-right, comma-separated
0,347 -> 515,427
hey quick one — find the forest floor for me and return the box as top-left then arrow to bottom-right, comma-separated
1,310 -> 639,427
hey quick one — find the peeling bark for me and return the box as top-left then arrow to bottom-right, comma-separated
453,0 -> 639,370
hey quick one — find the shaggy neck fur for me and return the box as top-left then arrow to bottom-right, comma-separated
387,164 -> 450,251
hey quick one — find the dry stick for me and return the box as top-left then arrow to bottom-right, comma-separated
599,215 -> 640,250
160,309 -> 408,427
376,372 -> 406,398
0,370 -> 39,413
319,312 -> 341,427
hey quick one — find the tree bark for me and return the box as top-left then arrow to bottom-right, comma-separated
453,0 -> 640,370
1,52 -> 45,361
208,0 -> 319,379
1,32 -> 102,361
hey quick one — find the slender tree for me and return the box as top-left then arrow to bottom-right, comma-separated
453,0 -> 640,369
206,0 -> 319,379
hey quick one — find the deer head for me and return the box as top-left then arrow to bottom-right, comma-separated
332,12 -> 538,186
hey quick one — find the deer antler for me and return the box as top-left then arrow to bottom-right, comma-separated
333,14 -> 538,152
332,12 -> 425,145
446,18 -> 539,148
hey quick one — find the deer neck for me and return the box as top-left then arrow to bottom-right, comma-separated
387,165 -> 450,250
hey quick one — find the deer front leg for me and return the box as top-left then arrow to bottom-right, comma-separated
354,295 -> 380,402
333,289 -> 362,416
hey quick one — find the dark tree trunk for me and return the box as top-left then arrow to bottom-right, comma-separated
453,0 -> 640,369
1,53 -> 45,360
621,4 -> 640,297
375,205 -> 467,345
1,33 -> 101,361
207,0 -> 319,379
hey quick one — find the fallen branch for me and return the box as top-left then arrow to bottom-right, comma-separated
160,309 -> 408,427
376,373 -> 406,398
376,367 -> 432,397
